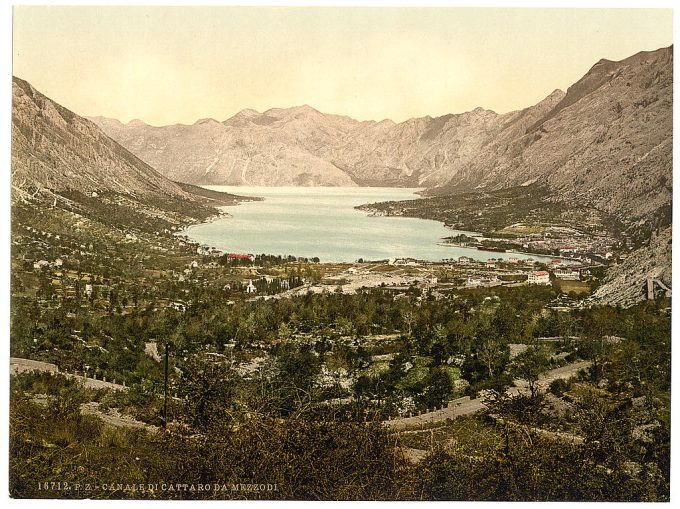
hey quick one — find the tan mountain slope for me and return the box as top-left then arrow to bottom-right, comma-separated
11,77 -> 241,232
12,77 -> 195,201
433,46 -> 673,230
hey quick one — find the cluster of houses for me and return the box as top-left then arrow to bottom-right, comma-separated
344,254 -> 593,292
464,267 -> 585,288
517,230 -> 618,264
189,241 -> 256,263
450,252 -> 593,287
40,268 -> 112,307
153,299 -> 188,312
33,258 -> 63,270
454,255 -> 536,267
443,225 -> 622,267
466,274 -> 500,288
195,245 -> 224,257
553,268 -> 582,280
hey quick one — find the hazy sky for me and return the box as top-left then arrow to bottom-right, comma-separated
12,6 -> 673,125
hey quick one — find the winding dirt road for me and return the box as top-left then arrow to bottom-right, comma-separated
386,360 -> 591,431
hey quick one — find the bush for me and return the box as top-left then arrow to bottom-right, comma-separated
549,378 -> 571,397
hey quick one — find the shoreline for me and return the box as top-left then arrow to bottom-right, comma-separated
436,242 -> 554,262
180,191 -> 263,234
180,209 -> 231,235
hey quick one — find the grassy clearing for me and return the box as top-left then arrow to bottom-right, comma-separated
555,279 -> 591,295
498,224 -> 546,235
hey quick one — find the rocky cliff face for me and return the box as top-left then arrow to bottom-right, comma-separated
89,106 -> 360,187
11,77 -> 237,230
89,89 -> 572,190
89,91 -> 568,190
593,226 -> 672,307
11,77 -> 194,201
434,46 -> 673,230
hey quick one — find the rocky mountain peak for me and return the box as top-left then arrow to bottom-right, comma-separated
264,104 -> 323,121
227,108 -> 260,120
194,117 -> 221,126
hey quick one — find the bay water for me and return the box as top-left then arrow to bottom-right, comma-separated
183,186 -> 545,263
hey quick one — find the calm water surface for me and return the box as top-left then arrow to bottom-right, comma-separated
183,186 -> 545,263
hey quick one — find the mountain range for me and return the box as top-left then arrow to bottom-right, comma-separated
89,46 -> 672,232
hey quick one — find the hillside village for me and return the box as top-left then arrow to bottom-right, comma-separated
15,213 -> 615,317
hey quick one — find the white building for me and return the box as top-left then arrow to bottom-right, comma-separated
554,268 -> 580,280
245,280 -> 257,294
528,271 -> 550,285
467,276 -> 482,287
424,273 -> 438,286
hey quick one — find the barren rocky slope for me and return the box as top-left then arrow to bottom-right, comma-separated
11,77 -> 241,230
433,46 -> 673,230
12,77 -> 195,200
592,226 -> 672,307
89,107 -> 359,187
90,91 -> 566,190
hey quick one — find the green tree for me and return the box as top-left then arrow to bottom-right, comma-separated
511,345 -> 550,400
177,356 -> 238,428
273,343 -> 321,415
420,366 -> 454,409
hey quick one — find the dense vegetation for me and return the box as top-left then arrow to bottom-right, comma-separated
10,282 -> 671,499
9,195 -> 671,501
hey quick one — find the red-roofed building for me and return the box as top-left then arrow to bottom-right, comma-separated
228,253 -> 255,262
